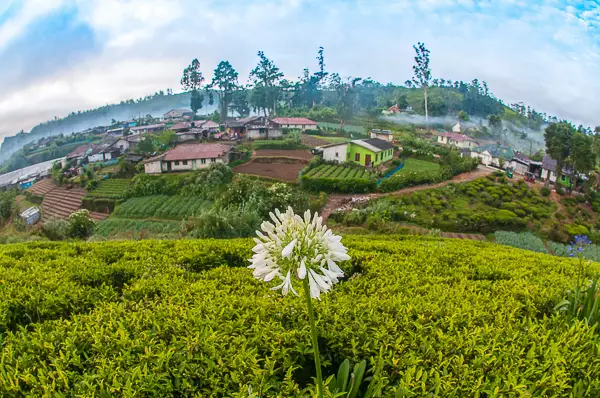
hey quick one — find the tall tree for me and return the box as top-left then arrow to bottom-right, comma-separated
249,51 -> 284,116
544,122 -> 575,189
330,73 -> 361,132
412,42 -> 432,130
209,61 -> 239,123
570,132 -> 595,175
230,87 -> 251,117
181,59 -> 205,116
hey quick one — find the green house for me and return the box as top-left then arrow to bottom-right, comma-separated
316,138 -> 395,167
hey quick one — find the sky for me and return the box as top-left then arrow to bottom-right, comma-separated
0,0 -> 598,140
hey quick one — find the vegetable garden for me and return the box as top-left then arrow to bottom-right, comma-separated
86,179 -> 132,199
112,195 -> 210,220
0,236 -> 599,396
94,219 -> 182,238
301,164 -> 376,193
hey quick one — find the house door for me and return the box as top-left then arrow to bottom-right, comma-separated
365,154 -> 371,166
167,161 -> 172,171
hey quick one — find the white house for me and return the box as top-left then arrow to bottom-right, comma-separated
370,129 -> 394,142
471,144 -> 514,168
20,206 -> 40,225
436,132 -> 478,149
271,117 -> 318,131
315,142 -> 349,164
541,154 -> 558,182
163,108 -> 195,121
227,116 -> 282,140
452,122 -> 463,133
129,123 -> 165,135
143,143 -> 231,174
88,142 -> 122,163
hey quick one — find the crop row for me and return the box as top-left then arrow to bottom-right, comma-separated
112,195 -> 211,220
86,179 -> 132,199
0,236 -> 598,396
305,164 -> 372,180
94,219 -> 182,237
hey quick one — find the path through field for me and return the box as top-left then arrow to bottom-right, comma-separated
321,165 -> 493,221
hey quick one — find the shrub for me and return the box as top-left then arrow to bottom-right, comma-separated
68,210 -> 96,239
42,218 -> 71,241
0,236 -> 599,395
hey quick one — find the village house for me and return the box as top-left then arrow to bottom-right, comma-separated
87,141 -> 122,163
129,123 -> 165,135
470,144 -> 514,168
37,137 -> 53,148
315,138 -> 395,167
225,116 -> 282,140
540,154 -> 577,187
66,144 -> 95,165
507,152 -> 542,177
436,132 -> 478,149
115,135 -> 145,152
271,117 -> 318,131
106,127 -> 125,137
163,108 -> 195,121
370,129 -> 394,143
142,143 -> 231,174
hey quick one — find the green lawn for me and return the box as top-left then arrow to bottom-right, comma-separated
317,122 -> 366,134
399,158 -> 441,173
314,135 -> 350,144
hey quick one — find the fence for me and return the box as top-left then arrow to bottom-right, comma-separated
377,158 -> 405,186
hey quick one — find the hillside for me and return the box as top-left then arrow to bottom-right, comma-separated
0,91 -> 218,164
0,235 -> 598,395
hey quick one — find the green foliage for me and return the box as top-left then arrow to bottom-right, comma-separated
0,236 -> 599,395
322,358 -> 385,398
86,179 -> 132,199
94,219 -> 182,239
0,190 -> 16,222
82,197 -> 118,213
113,195 -> 210,220
351,177 -> 556,234
253,136 -> 308,150
41,218 -> 71,241
301,164 -> 376,193
378,168 -> 447,193
540,186 -> 551,197
550,242 -> 600,262
68,210 -> 96,239
183,207 -> 262,239
494,231 -> 548,253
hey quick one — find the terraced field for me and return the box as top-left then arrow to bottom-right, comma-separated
27,179 -> 56,196
39,186 -> 107,222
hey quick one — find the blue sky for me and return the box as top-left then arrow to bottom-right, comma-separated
0,0 -> 598,138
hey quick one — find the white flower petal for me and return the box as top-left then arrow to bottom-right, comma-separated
282,239 -> 297,258
298,259 -> 307,279
308,271 -> 321,299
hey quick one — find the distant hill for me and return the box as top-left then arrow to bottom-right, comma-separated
0,92 -> 217,164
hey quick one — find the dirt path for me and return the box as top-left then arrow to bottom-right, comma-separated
321,165 -> 493,221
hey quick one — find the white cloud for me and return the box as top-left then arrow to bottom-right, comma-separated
0,0 -> 599,139
0,0 -> 65,51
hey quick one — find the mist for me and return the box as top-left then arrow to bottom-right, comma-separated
381,113 -> 547,154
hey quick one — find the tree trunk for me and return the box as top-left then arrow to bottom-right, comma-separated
424,86 -> 429,132
339,119 -> 345,133
273,98 -> 277,117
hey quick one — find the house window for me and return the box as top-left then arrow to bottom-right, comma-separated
174,161 -> 179,166
355,153 -> 360,162
335,152 -> 339,157
201,159 -> 206,164
211,158 -> 216,163
375,154 -> 378,161
182,160 -> 188,166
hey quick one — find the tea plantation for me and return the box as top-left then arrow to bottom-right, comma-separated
1,236 -> 599,396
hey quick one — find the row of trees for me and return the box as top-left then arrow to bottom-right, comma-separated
179,44 -> 573,134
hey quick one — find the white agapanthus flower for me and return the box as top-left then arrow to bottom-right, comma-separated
248,207 -> 350,299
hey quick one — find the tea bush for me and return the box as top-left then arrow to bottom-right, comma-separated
0,236 -> 599,396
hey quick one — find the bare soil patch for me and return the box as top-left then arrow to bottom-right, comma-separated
233,161 -> 305,182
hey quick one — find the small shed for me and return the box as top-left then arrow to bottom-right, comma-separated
20,206 -> 40,225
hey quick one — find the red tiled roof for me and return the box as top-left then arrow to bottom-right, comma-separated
171,122 -> 191,131
163,144 -> 230,161
272,117 -> 317,125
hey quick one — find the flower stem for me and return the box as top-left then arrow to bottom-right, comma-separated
303,277 -> 324,398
